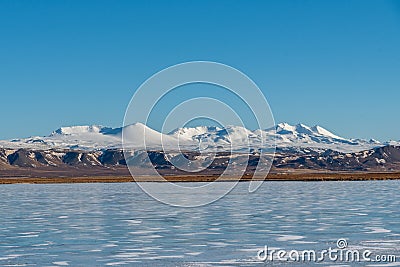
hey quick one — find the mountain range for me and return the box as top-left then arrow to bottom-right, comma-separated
1,122 -> 397,153
1,123 -> 399,177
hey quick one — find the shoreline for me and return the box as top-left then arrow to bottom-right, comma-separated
1,172 -> 400,184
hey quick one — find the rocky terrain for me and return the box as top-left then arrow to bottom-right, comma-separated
1,145 -> 399,178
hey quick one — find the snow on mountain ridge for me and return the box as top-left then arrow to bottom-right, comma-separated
271,123 -> 342,139
311,125 -> 344,140
51,125 -> 111,135
169,126 -> 222,140
275,123 -> 296,134
122,122 -> 182,149
0,122 -> 390,153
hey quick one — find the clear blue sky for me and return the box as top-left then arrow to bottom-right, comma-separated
0,0 -> 399,141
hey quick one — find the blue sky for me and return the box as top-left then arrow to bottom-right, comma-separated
0,0 -> 399,141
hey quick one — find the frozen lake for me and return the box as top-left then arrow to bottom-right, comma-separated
0,181 -> 399,266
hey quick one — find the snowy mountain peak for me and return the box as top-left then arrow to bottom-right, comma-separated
51,125 -> 110,136
275,123 -> 296,134
311,125 -> 344,140
122,123 -> 181,149
295,123 -> 314,135
128,122 -> 147,128
169,126 -> 221,138
273,123 -> 344,140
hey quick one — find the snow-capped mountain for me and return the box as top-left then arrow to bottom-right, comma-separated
273,123 -> 344,140
264,123 -> 383,152
0,122 -> 392,153
170,123 -> 383,153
